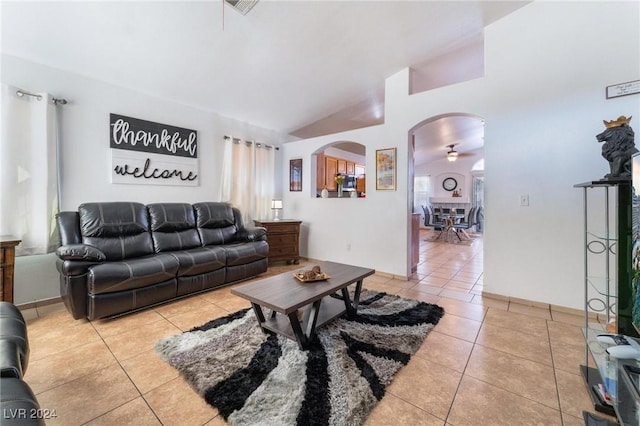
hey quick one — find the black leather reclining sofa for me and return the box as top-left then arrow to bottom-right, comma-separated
0,302 -> 45,425
55,202 -> 268,320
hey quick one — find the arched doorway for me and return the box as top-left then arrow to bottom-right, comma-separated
408,113 -> 485,272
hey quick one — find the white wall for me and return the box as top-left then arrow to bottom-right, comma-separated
283,1 -> 640,310
282,124 -> 410,276
418,153 -> 482,200
2,55 -> 288,304
481,2 -> 639,309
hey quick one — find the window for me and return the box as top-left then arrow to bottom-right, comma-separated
414,176 -> 430,213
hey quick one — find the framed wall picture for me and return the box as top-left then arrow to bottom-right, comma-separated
289,158 -> 302,191
376,148 -> 396,190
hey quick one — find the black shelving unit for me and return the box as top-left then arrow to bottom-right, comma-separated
575,180 -> 634,337
575,180 -> 639,425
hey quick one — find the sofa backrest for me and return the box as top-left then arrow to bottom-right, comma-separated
148,203 -> 202,253
78,202 -> 154,260
193,202 -> 238,245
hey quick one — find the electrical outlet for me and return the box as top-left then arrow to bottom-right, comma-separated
520,194 -> 529,206
346,243 -> 351,251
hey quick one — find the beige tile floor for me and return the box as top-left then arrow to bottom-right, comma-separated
20,230 -> 607,425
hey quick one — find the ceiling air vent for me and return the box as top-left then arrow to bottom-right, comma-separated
225,0 -> 259,15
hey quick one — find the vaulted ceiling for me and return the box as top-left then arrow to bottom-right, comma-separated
1,1 -> 530,164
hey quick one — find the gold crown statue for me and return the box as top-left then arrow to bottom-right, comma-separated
603,115 -> 632,128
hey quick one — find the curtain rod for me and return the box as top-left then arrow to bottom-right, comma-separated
224,135 -> 279,150
16,89 -> 68,105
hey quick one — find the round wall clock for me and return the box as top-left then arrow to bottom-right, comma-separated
443,177 -> 457,191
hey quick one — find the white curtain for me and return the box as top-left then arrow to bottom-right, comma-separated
1,85 -> 59,256
254,144 -> 275,220
220,137 -> 275,223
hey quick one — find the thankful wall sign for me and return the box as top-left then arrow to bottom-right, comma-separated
110,113 -> 199,186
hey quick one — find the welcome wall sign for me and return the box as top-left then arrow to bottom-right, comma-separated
110,113 -> 199,186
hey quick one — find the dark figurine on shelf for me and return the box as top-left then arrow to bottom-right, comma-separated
598,115 -> 636,180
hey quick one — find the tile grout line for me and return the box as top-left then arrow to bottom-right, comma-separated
86,320 -> 164,425
457,307 -> 576,421
442,304 -> 490,423
545,318 -> 569,425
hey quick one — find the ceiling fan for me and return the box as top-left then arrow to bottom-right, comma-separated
446,144 -> 473,162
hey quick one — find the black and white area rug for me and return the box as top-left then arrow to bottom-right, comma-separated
155,290 -> 444,426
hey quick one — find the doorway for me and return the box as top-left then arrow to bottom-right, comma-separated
408,113 -> 485,272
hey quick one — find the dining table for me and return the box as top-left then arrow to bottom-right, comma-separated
434,212 -> 467,243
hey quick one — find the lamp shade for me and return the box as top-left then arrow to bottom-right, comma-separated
271,199 -> 283,209
447,152 -> 458,162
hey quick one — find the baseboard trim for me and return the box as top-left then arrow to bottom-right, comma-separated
550,303 -> 590,318
15,296 -> 63,311
482,291 -> 586,318
480,291 -> 509,302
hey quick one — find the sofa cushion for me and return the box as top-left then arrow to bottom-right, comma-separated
88,279 -> 177,320
225,241 -> 269,267
79,202 -> 154,260
88,254 -> 179,295
193,202 -> 238,245
148,203 -> 201,252
170,247 -> 227,277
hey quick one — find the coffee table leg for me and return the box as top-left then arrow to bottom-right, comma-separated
352,279 -> 363,309
250,303 -> 269,334
305,299 -> 322,338
288,312 -> 307,350
341,280 -> 364,320
288,299 -> 323,350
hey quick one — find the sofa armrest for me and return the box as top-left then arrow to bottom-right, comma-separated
55,245 -> 104,277
0,340 -> 23,378
0,302 -> 28,379
56,244 -> 106,262
237,226 -> 267,242
0,378 -> 45,425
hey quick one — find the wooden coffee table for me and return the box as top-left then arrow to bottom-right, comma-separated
231,261 -> 375,349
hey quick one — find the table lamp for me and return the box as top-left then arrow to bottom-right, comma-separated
271,199 -> 283,220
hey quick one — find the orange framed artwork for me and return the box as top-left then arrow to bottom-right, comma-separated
375,148 -> 396,190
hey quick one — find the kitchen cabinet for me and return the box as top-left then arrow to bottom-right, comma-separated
317,155 -> 365,193
325,157 -> 338,190
337,159 -> 347,174
316,154 -> 326,189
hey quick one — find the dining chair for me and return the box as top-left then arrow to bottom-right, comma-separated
433,206 -> 443,219
453,206 -> 477,239
475,206 -> 484,232
422,205 -> 445,231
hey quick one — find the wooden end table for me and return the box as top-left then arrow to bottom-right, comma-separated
253,219 -> 302,265
231,261 -> 375,349
0,236 -> 21,303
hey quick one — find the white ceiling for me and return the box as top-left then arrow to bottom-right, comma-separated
413,114 -> 485,168
1,0 -> 529,164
